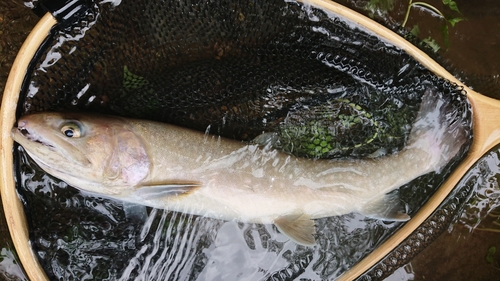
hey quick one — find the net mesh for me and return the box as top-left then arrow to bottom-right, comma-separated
22,0 -> 445,158
15,0 -> 473,280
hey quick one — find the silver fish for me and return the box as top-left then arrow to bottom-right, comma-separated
11,89 -> 466,245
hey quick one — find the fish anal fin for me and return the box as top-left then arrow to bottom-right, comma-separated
274,213 -> 316,246
361,191 -> 410,222
133,182 -> 201,200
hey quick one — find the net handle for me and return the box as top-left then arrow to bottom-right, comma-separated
300,0 -> 500,280
3,2 -> 500,281
0,12 -> 56,281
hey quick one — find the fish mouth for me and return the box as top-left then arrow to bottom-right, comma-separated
12,123 -> 91,167
13,124 -> 55,150
11,126 -> 74,179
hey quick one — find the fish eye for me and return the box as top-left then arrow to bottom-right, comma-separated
60,122 -> 82,138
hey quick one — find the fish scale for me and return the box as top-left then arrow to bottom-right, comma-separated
12,87 -> 469,246
7,0 -> 476,279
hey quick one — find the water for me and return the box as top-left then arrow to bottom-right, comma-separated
410,145 -> 500,280
0,246 -> 27,281
15,144 -> 419,280
14,81 -> 471,280
0,3 -> 39,281
1,0 -> 499,280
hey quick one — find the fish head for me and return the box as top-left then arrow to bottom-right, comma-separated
11,112 -> 150,195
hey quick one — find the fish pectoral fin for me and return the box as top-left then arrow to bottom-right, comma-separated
361,191 -> 410,221
274,213 -> 316,246
133,182 -> 201,199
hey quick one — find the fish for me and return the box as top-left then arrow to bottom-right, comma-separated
11,89 -> 466,246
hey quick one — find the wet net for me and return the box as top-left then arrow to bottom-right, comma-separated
23,0 -> 458,158
15,0 -> 472,280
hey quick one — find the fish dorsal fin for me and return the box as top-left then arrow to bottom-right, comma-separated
274,213 -> 316,246
133,182 -> 201,200
361,191 -> 411,221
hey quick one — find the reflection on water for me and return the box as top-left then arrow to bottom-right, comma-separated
384,264 -> 415,281
358,146 -> 500,280
457,151 -> 500,232
15,141 -> 456,280
118,209 -> 221,281
5,0 -> 486,280
407,145 -> 500,280
0,247 -> 27,281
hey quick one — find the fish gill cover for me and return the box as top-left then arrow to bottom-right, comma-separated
15,0 -> 472,280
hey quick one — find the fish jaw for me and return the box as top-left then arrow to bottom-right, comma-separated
12,118 -> 91,167
11,123 -> 99,191
12,127 -> 83,174
11,112 -> 153,196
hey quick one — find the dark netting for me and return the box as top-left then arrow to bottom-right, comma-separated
22,0 -> 436,158
14,0 -> 473,280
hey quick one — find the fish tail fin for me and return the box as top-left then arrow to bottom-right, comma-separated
407,88 -> 468,173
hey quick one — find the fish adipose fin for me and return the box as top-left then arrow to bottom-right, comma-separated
251,132 -> 279,147
361,191 -> 410,221
133,182 -> 201,199
274,213 -> 316,246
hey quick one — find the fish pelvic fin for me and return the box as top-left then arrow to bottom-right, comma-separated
361,190 -> 410,221
133,182 -> 201,199
274,213 -> 316,246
